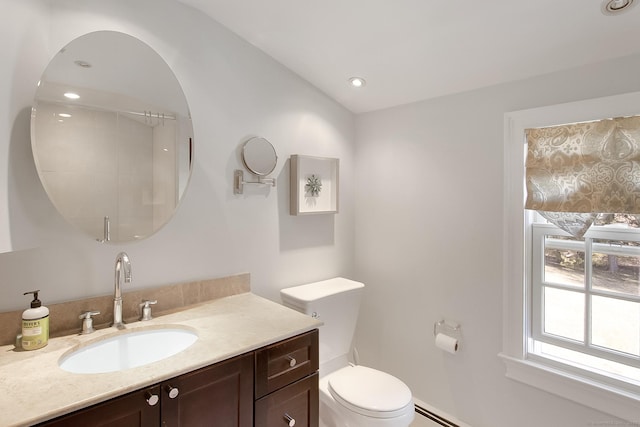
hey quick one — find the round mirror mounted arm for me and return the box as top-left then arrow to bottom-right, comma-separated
233,170 -> 276,195
233,137 -> 278,194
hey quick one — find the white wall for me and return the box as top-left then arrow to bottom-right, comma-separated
0,0 -> 50,254
353,54 -> 640,426
0,0 -> 355,309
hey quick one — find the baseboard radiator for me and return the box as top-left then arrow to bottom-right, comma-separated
415,404 -> 460,427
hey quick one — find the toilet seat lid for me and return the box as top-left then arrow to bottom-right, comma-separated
327,365 -> 413,419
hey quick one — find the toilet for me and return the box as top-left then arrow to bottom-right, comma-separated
281,278 -> 415,427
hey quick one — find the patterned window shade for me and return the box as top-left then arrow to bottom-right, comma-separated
525,115 -> 640,237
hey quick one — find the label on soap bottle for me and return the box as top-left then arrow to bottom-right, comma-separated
21,316 -> 49,350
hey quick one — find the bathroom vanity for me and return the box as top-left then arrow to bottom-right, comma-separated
0,292 -> 321,427
39,330 -> 318,427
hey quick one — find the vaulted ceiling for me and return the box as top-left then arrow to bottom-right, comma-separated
177,0 -> 640,113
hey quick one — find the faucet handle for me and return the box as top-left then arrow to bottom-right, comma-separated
79,311 -> 101,334
139,300 -> 157,321
79,310 -> 101,319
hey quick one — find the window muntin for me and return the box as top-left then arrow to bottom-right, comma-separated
531,223 -> 640,380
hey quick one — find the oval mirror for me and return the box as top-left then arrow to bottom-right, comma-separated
31,31 -> 193,243
241,137 -> 277,176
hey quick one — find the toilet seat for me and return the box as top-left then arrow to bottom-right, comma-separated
327,365 -> 413,419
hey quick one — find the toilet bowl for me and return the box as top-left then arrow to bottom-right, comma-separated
319,365 -> 415,427
280,278 -> 415,427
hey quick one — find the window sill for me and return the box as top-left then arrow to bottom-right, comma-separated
498,353 -> 640,423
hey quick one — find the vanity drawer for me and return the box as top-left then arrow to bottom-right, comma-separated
255,373 -> 319,427
255,329 -> 319,398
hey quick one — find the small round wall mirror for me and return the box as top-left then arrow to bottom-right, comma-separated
241,137 -> 277,176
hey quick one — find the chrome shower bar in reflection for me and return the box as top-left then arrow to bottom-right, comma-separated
49,100 -> 178,124
105,108 -> 178,125
138,110 -> 176,126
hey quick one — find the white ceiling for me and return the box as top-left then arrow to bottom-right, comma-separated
177,0 -> 640,113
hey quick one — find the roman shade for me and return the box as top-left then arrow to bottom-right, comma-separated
525,115 -> 640,237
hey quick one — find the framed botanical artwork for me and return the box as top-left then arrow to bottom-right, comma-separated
290,155 -> 339,215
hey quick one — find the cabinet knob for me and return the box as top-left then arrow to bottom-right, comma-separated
165,385 -> 180,399
284,413 -> 296,427
286,355 -> 297,368
145,391 -> 159,406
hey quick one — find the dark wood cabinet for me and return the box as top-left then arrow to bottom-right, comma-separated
36,330 -> 318,427
255,374 -> 318,427
161,352 -> 253,427
255,330 -> 319,427
37,353 -> 253,427
37,385 -> 161,427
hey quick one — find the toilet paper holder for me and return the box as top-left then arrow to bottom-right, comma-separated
433,320 -> 461,338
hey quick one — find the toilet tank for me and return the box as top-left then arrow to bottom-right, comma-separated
280,278 -> 364,368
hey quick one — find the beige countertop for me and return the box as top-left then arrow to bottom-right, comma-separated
0,292 -> 321,427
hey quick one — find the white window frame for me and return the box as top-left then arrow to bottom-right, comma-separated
532,223 -> 640,370
500,91 -> 640,422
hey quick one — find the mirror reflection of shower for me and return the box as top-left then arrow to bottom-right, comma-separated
30,31 -> 194,243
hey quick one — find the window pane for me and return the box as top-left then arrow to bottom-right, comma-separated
544,287 -> 584,342
592,239 -> 640,296
544,236 -> 584,288
592,296 -> 640,357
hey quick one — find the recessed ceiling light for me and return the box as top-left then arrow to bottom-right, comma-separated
57,113 -> 72,118
602,0 -> 636,15
64,92 -> 80,99
348,77 -> 366,88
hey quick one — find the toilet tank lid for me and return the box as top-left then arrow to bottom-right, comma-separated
280,277 -> 364,302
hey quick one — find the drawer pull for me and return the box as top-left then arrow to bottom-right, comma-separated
145,391 -> 159,406
166,385 -> 180,399
284,413 -> 296,426
286,355 -> 297,368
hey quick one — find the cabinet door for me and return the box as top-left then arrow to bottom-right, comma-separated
161,352 -> 254,427
37,386 -> 161,427
255,373 -> 318,427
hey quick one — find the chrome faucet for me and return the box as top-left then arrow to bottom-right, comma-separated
112,252 -> 132,329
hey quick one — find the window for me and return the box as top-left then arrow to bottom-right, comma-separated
501,91 -> 640,423
530,219 -> 640,391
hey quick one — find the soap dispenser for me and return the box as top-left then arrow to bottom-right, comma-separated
21,290 -> 49,350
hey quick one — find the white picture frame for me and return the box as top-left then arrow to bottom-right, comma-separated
290,155 -> 339,215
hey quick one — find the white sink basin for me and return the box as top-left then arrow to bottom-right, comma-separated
59,327 -> 198,374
